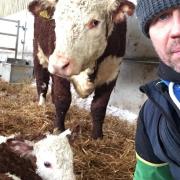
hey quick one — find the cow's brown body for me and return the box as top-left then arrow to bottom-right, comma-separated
32,10 -> 72,133
29,0 -> 131,139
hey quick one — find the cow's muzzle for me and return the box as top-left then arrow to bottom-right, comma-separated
48,52 -> 79,77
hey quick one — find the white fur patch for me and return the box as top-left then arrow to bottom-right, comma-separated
70,56 -> 121,97
0,136 -> 8,144
70,68 -> 95,98
59,128 -> 71,137
38,93 -> 46,106
95,56 -> 122,86
37,44 -> 49,68
0,135 -> 15,144
6,173 -> 21,180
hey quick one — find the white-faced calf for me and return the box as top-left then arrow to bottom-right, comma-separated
0,127 -> 79,180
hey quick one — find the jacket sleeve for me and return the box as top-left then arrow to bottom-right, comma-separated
133,100 -> 173,180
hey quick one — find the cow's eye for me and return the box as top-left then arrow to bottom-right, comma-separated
44,162 -> 52,168
87,19 -> 100,29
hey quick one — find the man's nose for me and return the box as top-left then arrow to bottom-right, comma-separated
170,9 -> 180,38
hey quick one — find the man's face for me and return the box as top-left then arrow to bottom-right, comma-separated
149,8 -> 180,72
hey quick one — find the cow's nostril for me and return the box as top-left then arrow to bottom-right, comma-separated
62,62 -> 70,69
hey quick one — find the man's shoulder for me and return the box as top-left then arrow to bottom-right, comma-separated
140,79 -> 161,94
139,79 -> 165,104
139,79 -> 168,126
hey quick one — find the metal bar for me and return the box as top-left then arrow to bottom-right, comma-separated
0,18 -> 20,59
14,20 -> 20,59
0,17 -> 19,23
21,22 -> 27,60
0,32 -> 17,37
124,57 -> 160,64
0,47 -> 16,51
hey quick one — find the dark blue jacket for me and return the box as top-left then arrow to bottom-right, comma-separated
135,79 -> 180,180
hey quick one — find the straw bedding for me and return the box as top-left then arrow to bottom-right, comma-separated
0,80 -> 136,180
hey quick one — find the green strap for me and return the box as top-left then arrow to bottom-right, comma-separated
133,154 -> 173,180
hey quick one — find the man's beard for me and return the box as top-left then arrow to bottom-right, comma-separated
167,38 -> 180,54
166,38 -> 180,72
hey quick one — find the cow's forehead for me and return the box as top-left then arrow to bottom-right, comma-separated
54,0 -> 117,18
57,0 -> 108,9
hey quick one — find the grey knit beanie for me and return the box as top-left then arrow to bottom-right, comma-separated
136,0 -> 180,37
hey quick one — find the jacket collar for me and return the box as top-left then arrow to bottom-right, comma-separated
158,62 -> 180,83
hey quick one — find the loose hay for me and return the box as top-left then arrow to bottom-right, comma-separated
0,80 -> 136,180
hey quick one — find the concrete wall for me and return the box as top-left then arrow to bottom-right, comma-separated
125,15 -> 157,59
109,61 -> 158,114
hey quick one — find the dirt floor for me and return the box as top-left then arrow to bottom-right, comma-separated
0,80 -> 136,180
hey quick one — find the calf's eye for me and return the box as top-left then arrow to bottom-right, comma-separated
44,162 -> 52,168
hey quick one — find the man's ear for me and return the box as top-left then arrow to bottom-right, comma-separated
112,0 -> 135,24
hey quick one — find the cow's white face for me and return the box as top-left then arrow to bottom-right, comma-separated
48,0 -> 115,77
47,0 -> 134,78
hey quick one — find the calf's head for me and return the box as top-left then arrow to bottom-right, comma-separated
6,127 -> 79,180
35,0 -> 135,78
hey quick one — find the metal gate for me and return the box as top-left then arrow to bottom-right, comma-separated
0,17 -> 20,59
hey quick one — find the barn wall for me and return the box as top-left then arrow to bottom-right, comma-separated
125,15 -> 157,58
109,61 -> 158,114
0,10 -> 34,63
0,0 -> 31,17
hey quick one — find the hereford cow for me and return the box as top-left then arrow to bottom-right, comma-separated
29,0 -> 135,139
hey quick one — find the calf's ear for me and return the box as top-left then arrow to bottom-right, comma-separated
68,124 -> 81,144
112,0 -> 135,23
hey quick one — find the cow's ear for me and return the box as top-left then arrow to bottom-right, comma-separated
28,0 -> 55,19
28,0 -> 42,16
112,0 -> 135,24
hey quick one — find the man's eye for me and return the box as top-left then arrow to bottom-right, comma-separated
158,12 -> 171,21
